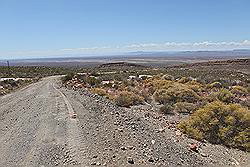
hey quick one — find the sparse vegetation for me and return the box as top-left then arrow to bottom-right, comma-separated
59,59 -> 249,151
0,78 -> 39,95
61,59 -> 249,111
1,58 -> 249,154
114,91 -> 144,107
0,66 -> 79,78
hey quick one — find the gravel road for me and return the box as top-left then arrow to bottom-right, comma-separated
0,76 -> 249,167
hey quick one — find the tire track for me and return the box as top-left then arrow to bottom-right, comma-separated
53,83 -> 87,166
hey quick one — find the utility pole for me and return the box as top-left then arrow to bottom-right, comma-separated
7,61 -> 10,77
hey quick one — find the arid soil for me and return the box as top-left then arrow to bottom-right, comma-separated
0,76 -> 249,167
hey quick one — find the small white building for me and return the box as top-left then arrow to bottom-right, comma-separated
77,72 -> 88,75
128,76 -> 136,80
101,80 -> 115,85
139,75 -> 153,79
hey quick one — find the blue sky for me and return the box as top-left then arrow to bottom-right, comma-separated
0,0 -> 250,59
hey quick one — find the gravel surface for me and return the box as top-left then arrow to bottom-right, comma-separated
0,76 -> 249,167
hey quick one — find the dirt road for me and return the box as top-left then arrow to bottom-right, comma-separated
0,76 -> 249,167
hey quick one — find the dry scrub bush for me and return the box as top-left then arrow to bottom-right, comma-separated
90,88 -> 108,97
178,77 -> 192,84
174,102 -> 197,114
231,86 -> 248,96
135,87 -> 152,102
114,91 -> 144,107
178,101 -> 250,151
84,77 -> 101,86
153,84 -> 200,104
185,80 -> 204,92
119,80 -> 152,103
145,79 -> 173,94
209,88 -> 234,103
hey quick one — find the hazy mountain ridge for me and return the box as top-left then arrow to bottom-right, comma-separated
1,50 -> 250,67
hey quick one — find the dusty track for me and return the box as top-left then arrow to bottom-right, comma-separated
0,76 -> 249,167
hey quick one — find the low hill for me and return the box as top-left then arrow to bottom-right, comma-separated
98,62 -> 146,68
167,58 -> 250,74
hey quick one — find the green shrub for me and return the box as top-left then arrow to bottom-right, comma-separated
231,86 -> 248,96
209,88 -> 234,103
174,102 -> 197,114
145,79 -> 173,94
153,84 -> 200,104
178,101 -> 250,151
3,79 -> 18,87
84,77 -> 101,86
185,80 -> 204,92
114,91 -> 144,107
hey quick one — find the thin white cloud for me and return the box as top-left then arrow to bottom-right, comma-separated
60,48 -> 74,51
1,40 -> 250,59
121,40 -> 250,51
242,40 -> 250,45
124,40 -> 250,49
57,40 -> 250,51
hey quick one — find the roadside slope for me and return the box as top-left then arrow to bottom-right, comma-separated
60,86 -> 249,166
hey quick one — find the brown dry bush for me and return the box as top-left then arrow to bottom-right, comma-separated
90,88 -> 108,97
114,91 -> 144,107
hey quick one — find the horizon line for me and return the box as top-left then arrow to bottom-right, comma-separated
1,48 -> 250,61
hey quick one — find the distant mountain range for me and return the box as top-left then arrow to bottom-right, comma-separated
0,50 -> 249,67
126,49 -> 250,56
